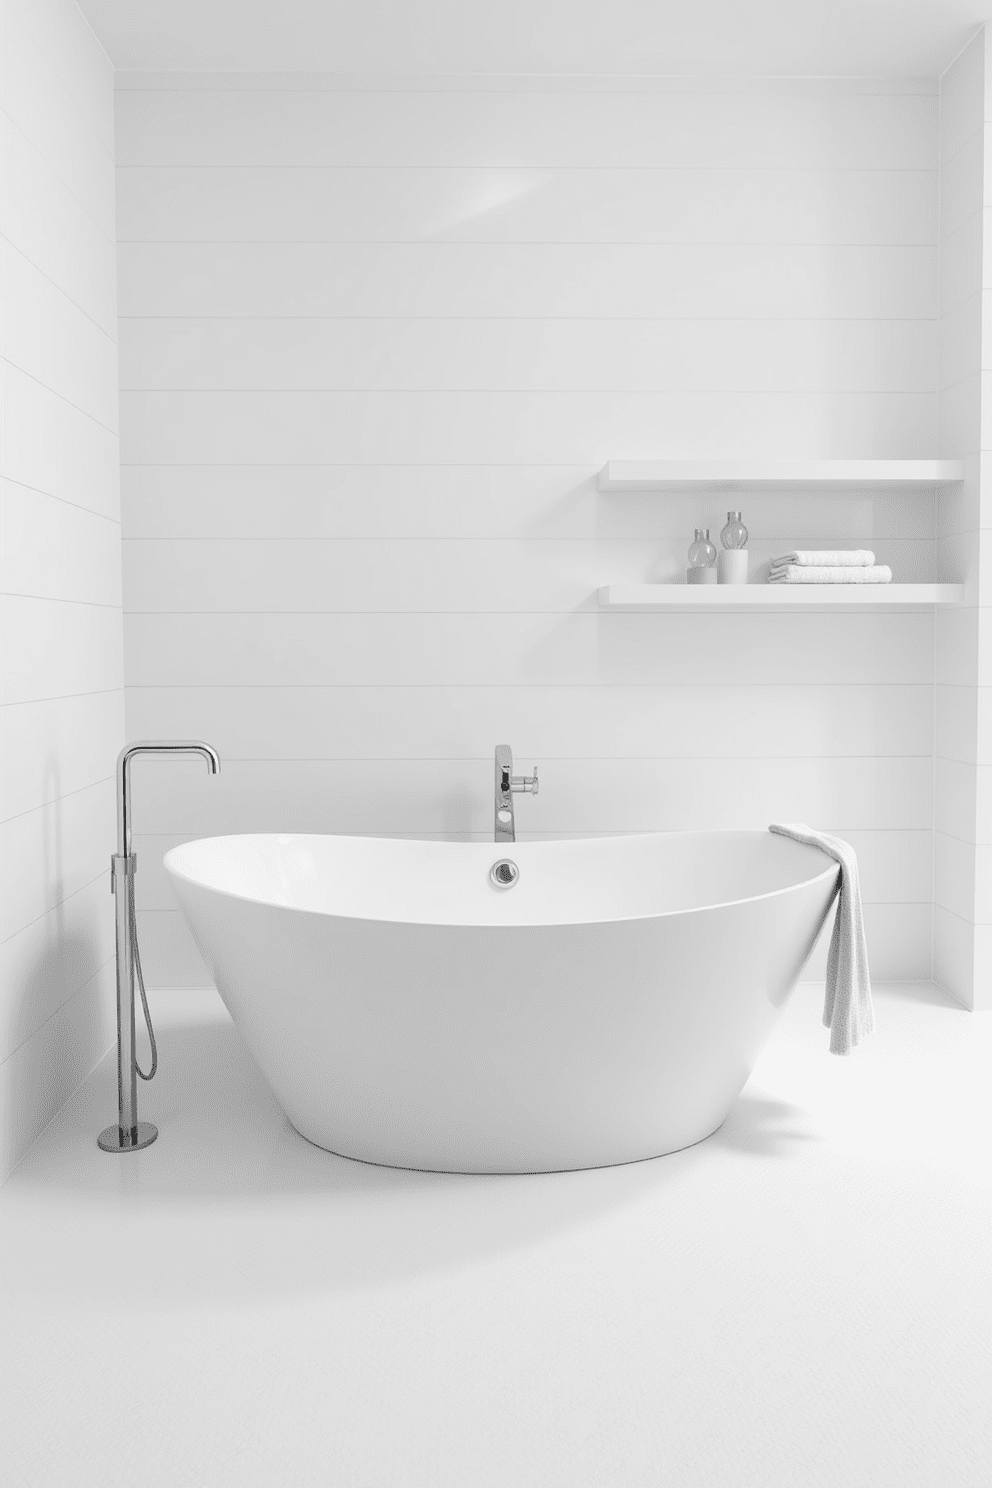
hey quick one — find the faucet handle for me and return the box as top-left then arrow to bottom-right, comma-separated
511,766 -> 539,796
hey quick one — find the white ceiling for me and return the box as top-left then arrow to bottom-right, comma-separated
78,0 -> 989,77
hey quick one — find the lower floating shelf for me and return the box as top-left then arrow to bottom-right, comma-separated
598,583 -> 964,611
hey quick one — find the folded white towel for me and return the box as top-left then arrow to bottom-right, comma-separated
768,565 -> 892,584
769,823 -> 874,1055
770,550 -> 875,568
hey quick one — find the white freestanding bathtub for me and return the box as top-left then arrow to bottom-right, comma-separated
165,831 -> 839,1173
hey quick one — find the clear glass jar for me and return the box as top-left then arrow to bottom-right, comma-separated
720,511 -> 748,550
687,528 -> 717,568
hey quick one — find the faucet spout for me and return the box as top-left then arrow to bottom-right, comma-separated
495,744 -> 515,842
494,745 -> 539,843
117,739 -> 220,858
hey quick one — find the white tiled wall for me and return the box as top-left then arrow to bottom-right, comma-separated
115,73 -> 944,989
0,0 -> 122,1177
935,29 -> 992,1010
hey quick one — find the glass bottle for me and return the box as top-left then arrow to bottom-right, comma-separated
687,528 -> 717,569
720,511 -> 748,550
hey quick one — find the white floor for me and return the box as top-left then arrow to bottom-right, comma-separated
1,983 -> 989,1488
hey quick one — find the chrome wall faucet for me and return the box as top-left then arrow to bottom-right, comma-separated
494,744 -> 538,843
98,740 -> 220,1154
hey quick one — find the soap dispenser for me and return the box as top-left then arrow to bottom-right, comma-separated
687,529 -> 717,584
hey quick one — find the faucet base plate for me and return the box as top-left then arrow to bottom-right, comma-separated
97,1120 -> 158,1153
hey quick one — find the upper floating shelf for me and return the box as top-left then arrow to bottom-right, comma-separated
597,460 -> 966,492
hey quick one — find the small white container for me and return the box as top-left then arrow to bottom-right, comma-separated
718,549 -> 749,585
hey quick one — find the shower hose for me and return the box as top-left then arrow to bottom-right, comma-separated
128,884 -> 158,1082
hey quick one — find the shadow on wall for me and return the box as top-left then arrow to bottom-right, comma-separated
2,979 -> 106,1173
14,761 -> 106,1061
4,1007 -> 821,1306
3,760 -> 111,1170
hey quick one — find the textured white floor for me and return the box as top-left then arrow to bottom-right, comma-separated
1,982 -> 989,1488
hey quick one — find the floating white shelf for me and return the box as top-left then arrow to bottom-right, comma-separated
598,584 -> 965,611
597,460 -> 965,492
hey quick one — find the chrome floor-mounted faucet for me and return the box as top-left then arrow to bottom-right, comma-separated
98,740 -> 220,1154
494,744 -> 538,843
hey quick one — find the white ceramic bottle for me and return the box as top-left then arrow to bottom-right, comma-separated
718,511 -> 749,585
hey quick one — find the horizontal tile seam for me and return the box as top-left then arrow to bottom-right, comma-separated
0,233 -> 119,344
120,608 -> 949,615
118,458 -> 948,469
0,110 -> 116,248
115,158 -> 940,169
0,687 -> 123,709
112,162 -> 940,173
111,72 -> 938,87
133,821 -> 939,833
5,689 -> 125,710
2,361 -> 120,439
114,239 -> 941,248
116,314 -> 943,325
5,593 -> 123,610
110,754 -> 938,763
1,775 -> 113,828
116,101 -> 939,112
118,536 -> 941,543
938,370 -> 983,399
111,75 -> 939,89
122,681 -> 933,690
119,462 -> 948,474
3,478 -> 122,527
934,827 -> 988,848
133,842 -> 935,856
113,316 -> 942,326
2,866 -> 116,946
0,869 -> 110,948
131,897 -> 934,908
118,681 -> 940,689
935,900 -> 992,926
117,387 -> 942,396
0,955 -> 113,1074
121,599 -> 944,609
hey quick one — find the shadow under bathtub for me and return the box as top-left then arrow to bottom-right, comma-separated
2,1004 -> 821,1306
709,1092 -> 821,1158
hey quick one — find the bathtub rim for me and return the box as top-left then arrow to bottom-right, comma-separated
163,829 -> 841,931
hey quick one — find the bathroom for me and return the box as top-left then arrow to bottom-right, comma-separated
1,0 -> 989,1482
